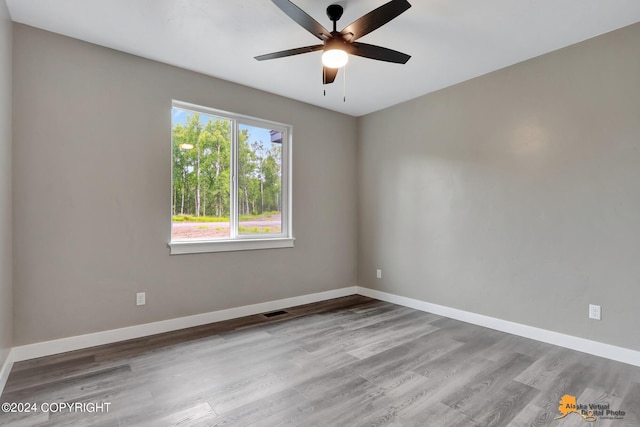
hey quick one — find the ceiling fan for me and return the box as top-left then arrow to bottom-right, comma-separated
255,0 -> 412,85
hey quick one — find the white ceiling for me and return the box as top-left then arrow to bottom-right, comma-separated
6,0 -> 640,116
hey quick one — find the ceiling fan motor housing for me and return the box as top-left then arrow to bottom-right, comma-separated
324,37 -> 349,51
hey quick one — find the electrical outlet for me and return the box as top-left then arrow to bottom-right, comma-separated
589,304 -> 601,320
376,269 -> 382,279
136,292 -> 146,306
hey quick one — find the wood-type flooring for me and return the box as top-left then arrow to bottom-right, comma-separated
1,295 -> 639,426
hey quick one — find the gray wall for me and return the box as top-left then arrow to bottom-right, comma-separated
0,0 -> 12,366
10,19 -> 640,353
358,23 -> 640,351
12,24 -> 358,346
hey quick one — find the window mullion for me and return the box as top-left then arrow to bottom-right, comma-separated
230,119 -> 238,239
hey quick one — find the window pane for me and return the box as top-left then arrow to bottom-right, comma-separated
238,124 -> 283,235
172,108 -> 232,240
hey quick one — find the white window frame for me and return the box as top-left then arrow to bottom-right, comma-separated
169,100 -> 294,254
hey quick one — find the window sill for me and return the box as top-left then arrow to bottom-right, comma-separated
168,237 -> 295,255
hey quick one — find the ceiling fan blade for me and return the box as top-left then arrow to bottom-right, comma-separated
272,0 -> 331,40
255,44 -> 323,61
323,67 -> 339,85
340,0 -> 411,41
349,42 -> 411,64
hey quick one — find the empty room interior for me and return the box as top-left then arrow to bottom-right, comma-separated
1,0 -> 640,426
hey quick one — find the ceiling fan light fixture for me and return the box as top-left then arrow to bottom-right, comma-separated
322,48 -> 348,68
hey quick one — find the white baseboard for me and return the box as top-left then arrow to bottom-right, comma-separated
11,286 -> 358,363
0,349 -> 14,395
6,284 -> 639,380
356,286 -> 640,368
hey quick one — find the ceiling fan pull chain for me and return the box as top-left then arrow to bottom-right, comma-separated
323,67 -> 326,96
343,63 -> 347,102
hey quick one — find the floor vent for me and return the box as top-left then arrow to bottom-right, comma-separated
263,310 -> 288,318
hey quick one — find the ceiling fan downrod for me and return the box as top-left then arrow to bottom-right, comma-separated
326,4 -> 343,33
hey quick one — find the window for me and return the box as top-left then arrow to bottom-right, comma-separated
169,101 -> 293,254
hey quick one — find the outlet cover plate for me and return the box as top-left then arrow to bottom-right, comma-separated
136,292 -> 146,306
